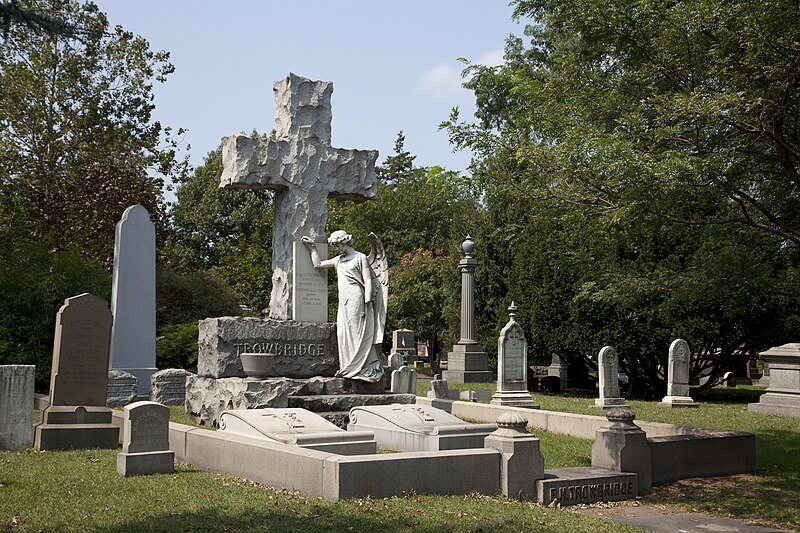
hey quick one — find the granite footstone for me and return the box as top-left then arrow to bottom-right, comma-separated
537,468 -> 638,506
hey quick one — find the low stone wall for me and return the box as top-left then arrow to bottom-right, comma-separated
416,397 -> 756,485
649,431 -> 756,483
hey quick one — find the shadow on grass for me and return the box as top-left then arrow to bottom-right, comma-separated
90,506 -> 421,533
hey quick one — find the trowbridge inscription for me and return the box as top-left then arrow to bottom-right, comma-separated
234,343 -> 325,357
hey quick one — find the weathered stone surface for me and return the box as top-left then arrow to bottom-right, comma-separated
388,352 -> 403,371
198,317 -> 338,379
36,294 -> 119,450
390,366 -> 416,394
288,393 -> 415,414
292,242 -> 328,322
537,468 -> 638,506
109,205 -> 157,396
220,73 -> 378,320
107,369 -> 138,407
150,368 -> 191,406
0,365 -> 34,451
431,378 -> 450,399
185,375 -> 394,426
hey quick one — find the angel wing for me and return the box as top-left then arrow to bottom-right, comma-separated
367,232 -> 389,345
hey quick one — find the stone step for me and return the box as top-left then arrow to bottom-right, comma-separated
537,467 -> 638,506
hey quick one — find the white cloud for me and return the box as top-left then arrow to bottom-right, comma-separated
477,48 -> 504,67
414,63 -> 465,101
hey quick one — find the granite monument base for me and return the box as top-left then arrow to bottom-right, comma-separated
186,375 -> 413,427
35,405 -> 119,451
490,391 -> 539,409
443,343 -> 493,384
117,450 -> 175,476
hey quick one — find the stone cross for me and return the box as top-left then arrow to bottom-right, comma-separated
220,73 -> 379,320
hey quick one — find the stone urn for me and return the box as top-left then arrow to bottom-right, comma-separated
240,353 -> 277,379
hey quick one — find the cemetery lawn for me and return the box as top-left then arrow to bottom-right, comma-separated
0,448 -> 642,533
418,380 -> 800,531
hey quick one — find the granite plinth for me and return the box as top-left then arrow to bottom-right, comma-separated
185,375 -> 411,426
117,450 -> 175,476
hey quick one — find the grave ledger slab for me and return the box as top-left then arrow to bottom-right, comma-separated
348,403 -> 496,452
35,294 -> 119,450
220,407 -> 376,455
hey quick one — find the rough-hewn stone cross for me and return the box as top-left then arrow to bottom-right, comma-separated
220,73 -> 378,320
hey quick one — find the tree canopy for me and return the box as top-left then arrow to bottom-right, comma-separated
444,0 -> 800,395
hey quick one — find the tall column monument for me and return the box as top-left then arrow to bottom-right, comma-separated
443,236 -> 493,383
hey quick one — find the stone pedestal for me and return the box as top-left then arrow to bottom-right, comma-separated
443,344 -> 494,383
591,406 -> 651,491
35,405 -> 119,451
484,412 -> 544,499
748,343 -> 800,417
443,236 -> 493,384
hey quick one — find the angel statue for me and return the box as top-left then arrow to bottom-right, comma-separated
300,231 -> 388,383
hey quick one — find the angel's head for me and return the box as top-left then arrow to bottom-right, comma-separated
328,230 -> 353,246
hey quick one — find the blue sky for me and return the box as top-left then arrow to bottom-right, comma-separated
93,1 -> 524,177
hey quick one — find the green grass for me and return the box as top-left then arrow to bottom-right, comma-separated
0,448 -> 642,532
417,380 -> 800,531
